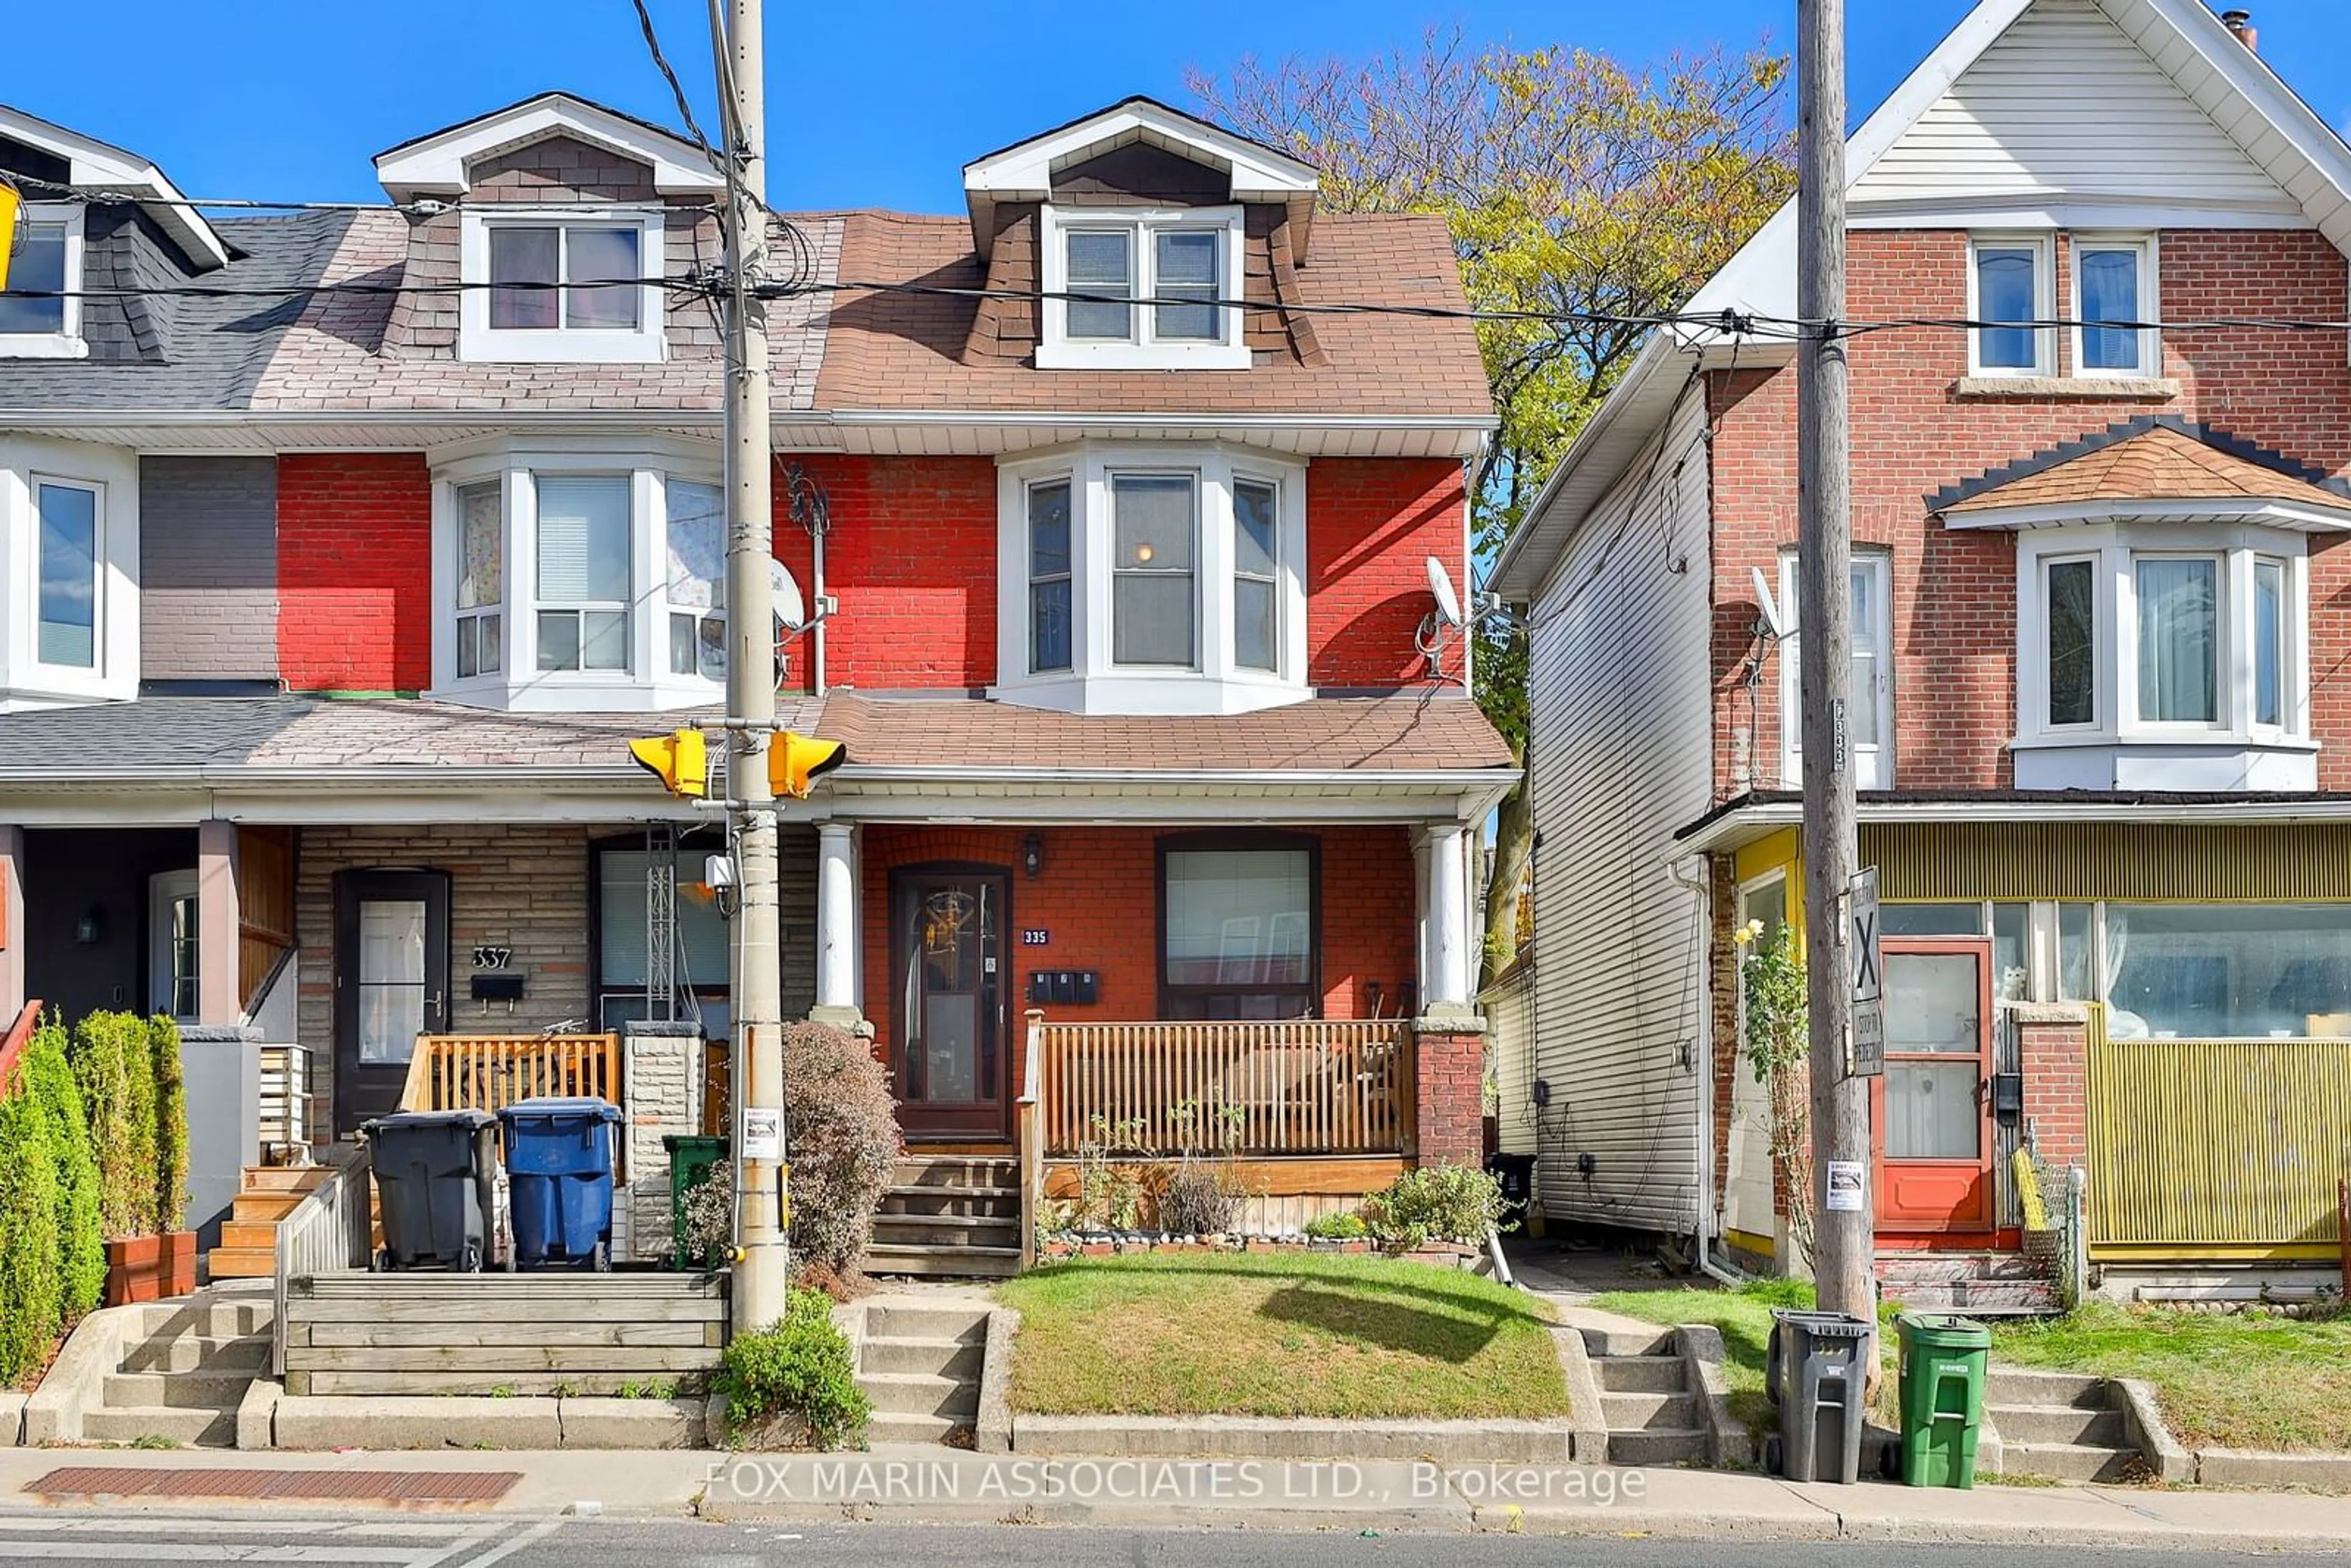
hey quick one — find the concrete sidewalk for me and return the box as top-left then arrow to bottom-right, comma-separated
3,1444 -> 2350,1551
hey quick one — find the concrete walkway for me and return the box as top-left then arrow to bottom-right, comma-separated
4,1443 -> 2351,1550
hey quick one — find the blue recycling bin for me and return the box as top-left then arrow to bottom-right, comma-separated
498,1097 -> 623,1270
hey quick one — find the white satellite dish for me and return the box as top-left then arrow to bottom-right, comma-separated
772,560 -> 806,633
1425,556 -> 1464,628
1750,566 -> 1790,640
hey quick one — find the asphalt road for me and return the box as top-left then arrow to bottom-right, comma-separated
0,1515 -> 2345,1567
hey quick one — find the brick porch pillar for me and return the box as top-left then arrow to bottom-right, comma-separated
1412,1019 -> 1487,1168
2014,1001 -> 2091,1167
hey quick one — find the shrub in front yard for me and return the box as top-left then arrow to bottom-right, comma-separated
151,1016 -> 189,1232
0,1079 -> 64,1385
714,1286 -> 871,1450
1302,1209 -> 1367,1240
1362,1163 -> 1508,1250
1158,1166 -> 1239,1235
20,1020 -> 103,1317
781,1021 -> 901,1274
70,1011 -> 162,1237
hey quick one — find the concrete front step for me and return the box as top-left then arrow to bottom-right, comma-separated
864,1244 -> 1021,1279
866,1411 -> 970,1445
1578,1327 -> 1676,1359
80,1405 -> 238,1447
861,1337 -> 984,1379
2001,1440 -> 2140,1484
1885,1283 -> 2059,1315
1605,1428 -> 1709,1466
1594,1354 -> 1685,1394
118,1334 -> 269,1375
860,1372 -> 981,1420
1992,1402 -> 2127,1447
133,1299 -> 274,1340
1986,1367 -> 2105,1408
100,1370 -> 255,1410
1602,1391 -> 1700,1431
866,1304 -> 992,1341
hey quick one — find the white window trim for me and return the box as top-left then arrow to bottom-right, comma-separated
1779,549 -> 1895,789
0,438 -> 138,710
427,438 -> 721,711
2035,551 -> 2107,736
1035,205 -> 1250,371
457,208 -> 668,365
2069,233 -> 2160,380
994,442 -> 1308,715
2012,522 -> 2312,749
1967,232 -> 2055,378
149,869 -> 200,1022
0,204 -> 87,359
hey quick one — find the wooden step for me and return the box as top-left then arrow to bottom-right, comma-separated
238,1166 -> 332,1194
205,1247 -> 276,1278
218,1220 -> 282,1251
232,1191 -> 304,1223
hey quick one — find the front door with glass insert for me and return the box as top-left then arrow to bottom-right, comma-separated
332,871 -> 452,1133
890,869 -> 1008,1139
1872,937 -> 1995,1236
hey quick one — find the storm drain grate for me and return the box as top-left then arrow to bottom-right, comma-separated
26,1466 -> 521,1504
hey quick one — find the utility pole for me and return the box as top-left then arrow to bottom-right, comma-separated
1796,0 -> 1872,1319
712,0 -> 787,1331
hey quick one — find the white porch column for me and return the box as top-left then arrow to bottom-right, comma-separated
0,825 -> 23,1022
1417,821 -> 1474,1015
197,819 -> 242,1026
811,820 -> 862,1025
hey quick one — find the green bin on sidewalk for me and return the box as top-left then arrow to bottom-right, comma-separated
1897,1311 -> 1991,1488
662,1134 -> 729,1269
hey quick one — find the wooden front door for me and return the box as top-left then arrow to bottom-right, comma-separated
1872,938 -> 1997,1237
332,870 -> 451,1134
889,867 -> 1009,1140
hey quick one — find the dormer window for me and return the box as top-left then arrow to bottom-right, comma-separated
0,205 -> 84,359
1037,207 -> 1249,370
996,442 -> 1306,715
459,209 -> 667,364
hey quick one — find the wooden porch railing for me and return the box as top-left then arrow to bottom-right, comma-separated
1040,1019 -> 1415,1157
258,1045 -> 310,1153
272,1142 -> 373,1378
1018,1010 -> 1045,1270
397,1033 -> 621,1117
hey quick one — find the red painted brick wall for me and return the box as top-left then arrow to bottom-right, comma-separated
1414,1028 -> 1485,1168
276,452 -> 433,694
857,823 -> 1419,1097
1307,458 -> 1468,688
1708,229 -> 2351,800
2019,1015 -> 2090,1168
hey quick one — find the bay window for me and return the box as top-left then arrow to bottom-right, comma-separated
996,443 -> 1308,715
2015,526 -> 2311,786
1037,206 -> 1249,369
36,480 -> 100,670
1160,833 -> 1319,1020
0,440 -> 138,706
431,445 -> 732,711
459,209 -> 666,364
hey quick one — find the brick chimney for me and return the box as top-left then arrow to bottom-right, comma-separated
2221,8 -> 2258,53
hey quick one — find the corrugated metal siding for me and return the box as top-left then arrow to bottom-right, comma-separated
1857,0 -> 2287,208
2087,1012 -> 2351,1261
1524,394 -> 1714,1234
1864,822 -> 2351,901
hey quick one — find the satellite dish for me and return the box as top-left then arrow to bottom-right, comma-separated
1425,556 -> 1464,628
772,560 -> 806,633
1750,566 -> 1790,640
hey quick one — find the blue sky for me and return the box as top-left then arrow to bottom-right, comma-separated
10,2 -> 2351,214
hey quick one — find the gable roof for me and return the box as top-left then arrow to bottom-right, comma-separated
374,92 -> 725,200
1491,0 -> 2351,599
1933,417 -> 2351,529
0,103 -> 228,271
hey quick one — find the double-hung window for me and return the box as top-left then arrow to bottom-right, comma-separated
460,211 -> 666,363
2072,236 -> 2157,377
1970,236 -> 2052,377
454,481 -> 504,679
2134,555 -> 2219,725
1232,479 -> 1280,672
1027,479 -> 1073,674
1779,550 -> 1895,788
1038,207 -> 1248,369
1110,474 -> 1197,667
664,479 -> 725,680
0,206 -> 82,357
533,477 -> 631,672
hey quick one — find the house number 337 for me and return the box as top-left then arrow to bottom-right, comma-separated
472,947 -> 514,970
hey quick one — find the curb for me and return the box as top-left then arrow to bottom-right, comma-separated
2113,1376 -> 2192,1483
2198,1447 -> 2351,1490
975,1308 -> 1018,1455
1548,1326 -> 1609,1463
1009,1414 -> 1575,1461
1676,1322 -> 1749,1469
0,1394 -> 22,1449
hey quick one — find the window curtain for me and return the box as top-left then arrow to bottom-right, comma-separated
2135,558 -> 2217,722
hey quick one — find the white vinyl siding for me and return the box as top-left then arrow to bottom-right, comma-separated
1856,0 -> 2289,211
1523,393 -> 1714,1236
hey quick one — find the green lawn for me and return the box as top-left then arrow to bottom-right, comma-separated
1992,1305 -> 2351,1452
1588,1278 -> 1900,1439
997,1251 -> 1569,1420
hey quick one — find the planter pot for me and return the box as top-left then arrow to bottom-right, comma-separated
103,1231 -> 200,1305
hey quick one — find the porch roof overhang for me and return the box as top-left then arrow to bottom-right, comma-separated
1676,789 -> 2351,857
828,765 -> 1519,823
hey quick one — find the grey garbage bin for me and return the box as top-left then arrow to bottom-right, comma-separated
363,1109 -> 498,1272
1763,1307 -> 1873,1484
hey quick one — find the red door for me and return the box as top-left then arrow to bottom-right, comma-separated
1872,938 -> 1995,1239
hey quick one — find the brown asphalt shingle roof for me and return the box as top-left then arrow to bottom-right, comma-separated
815,209 -> 1493,418
1944,424 -> 2351,514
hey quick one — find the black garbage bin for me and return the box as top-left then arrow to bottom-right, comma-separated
363,1109 -> 497,1272
1483,1152 -> 1537,1225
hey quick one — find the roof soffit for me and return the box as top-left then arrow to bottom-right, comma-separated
0,103 -> 228,271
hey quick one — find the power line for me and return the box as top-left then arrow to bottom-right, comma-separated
629,0 -> 721,167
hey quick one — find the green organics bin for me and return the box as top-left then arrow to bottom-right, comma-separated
662,1134 -> 729,1269
1898,1311 -> 1991,1488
